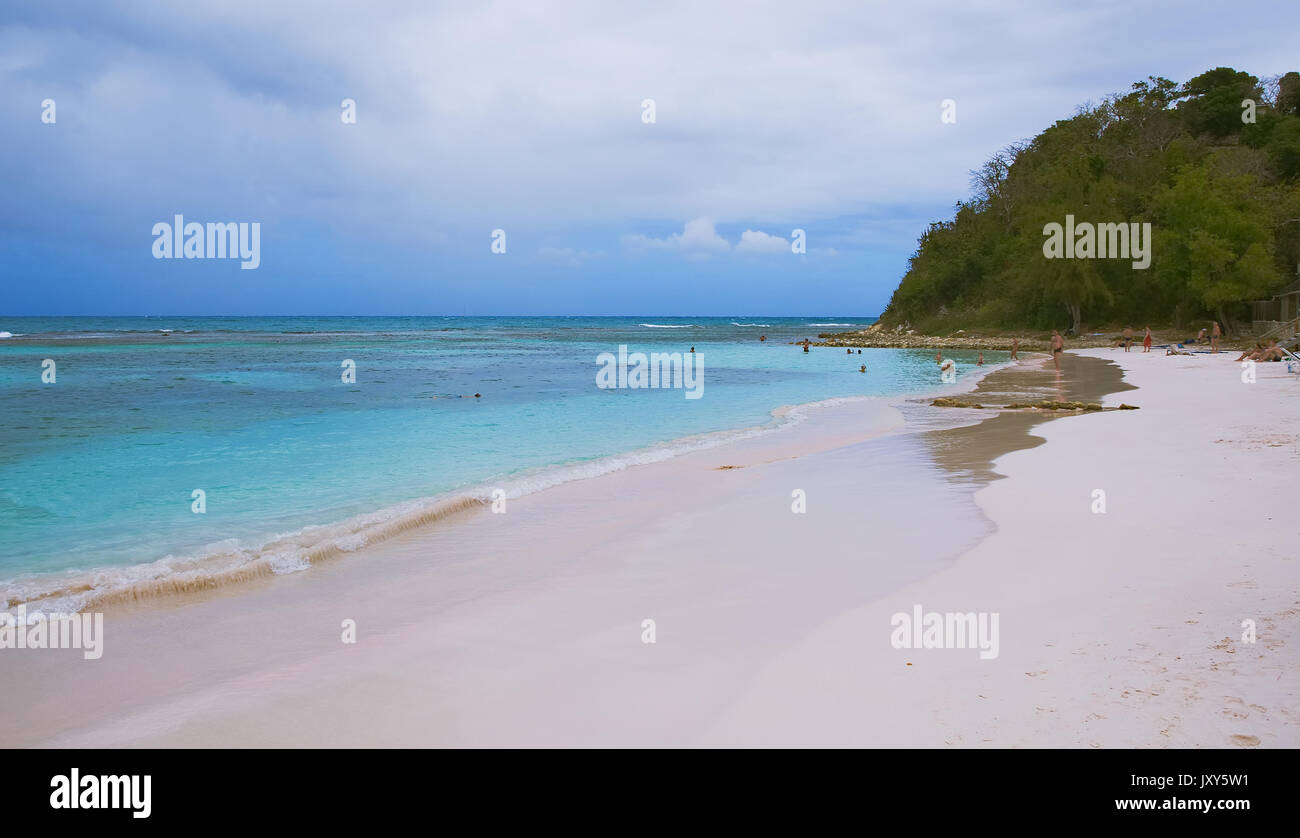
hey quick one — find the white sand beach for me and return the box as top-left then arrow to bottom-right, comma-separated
3,349 -> 1296,747
709,349 -> 1299,747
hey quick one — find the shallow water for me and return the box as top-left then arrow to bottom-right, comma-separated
0,316 -> 1005,607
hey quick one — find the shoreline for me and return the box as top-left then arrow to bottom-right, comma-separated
1,358 -> 1015,619
707,348 -> 1298,747
0,354 -> 1119,747
3,349 -> 1294,746
816,326 -> 1254,353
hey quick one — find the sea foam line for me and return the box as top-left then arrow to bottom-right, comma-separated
1,394 -> 880,616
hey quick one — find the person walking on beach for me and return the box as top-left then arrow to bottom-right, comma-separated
1210,321 -> 1221,353
1010,338 -> 1019,359
1050,330 -> 1064,371
1122,326 -> 1133,352
1142,325 -> 1152,353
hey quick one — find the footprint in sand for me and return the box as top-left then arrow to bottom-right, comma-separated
1230,734 -> 1261,747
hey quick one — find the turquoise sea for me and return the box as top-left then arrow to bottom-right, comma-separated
0,316 -> 1000,610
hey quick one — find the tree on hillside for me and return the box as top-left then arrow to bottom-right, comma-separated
878,67 -> 1299,334
1177,68 -> 1263,138
1151,166 -> 1280,334
1275,72 -> 1300,116
1043,256 -> 1110,336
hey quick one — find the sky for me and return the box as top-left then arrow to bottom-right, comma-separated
1,0 -> 1297,316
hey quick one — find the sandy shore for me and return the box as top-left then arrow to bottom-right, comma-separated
710,349 -> 1299,747
2,349 -> 1295,747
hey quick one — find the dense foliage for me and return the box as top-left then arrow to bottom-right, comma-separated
880,68 -> 1300,335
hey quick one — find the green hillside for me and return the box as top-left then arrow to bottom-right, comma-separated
879,68 -> 1300,336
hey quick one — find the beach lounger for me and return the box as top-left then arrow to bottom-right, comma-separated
1282,347 -> 1300,380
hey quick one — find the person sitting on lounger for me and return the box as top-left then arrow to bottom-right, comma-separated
1258,340 -> 1286,362
1235,344 -> 1264,362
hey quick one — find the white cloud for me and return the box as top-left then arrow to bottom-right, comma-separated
5,0 -> 1292,244
734,229 -> 790,255
623,217 -> 731,259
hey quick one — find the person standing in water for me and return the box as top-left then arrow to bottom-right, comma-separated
1122,326 -> 1134,352
1050,330 -> 1064,371
1010,338 -> 1019,360
1142,325 -> 1152,353
938,356 -> 956,381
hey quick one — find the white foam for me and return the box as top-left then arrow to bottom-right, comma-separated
0,394 -> 891,615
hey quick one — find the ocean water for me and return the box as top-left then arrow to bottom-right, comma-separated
0,316 -> 1002,611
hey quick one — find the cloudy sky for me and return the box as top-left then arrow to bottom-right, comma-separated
2,0 -> 1296,315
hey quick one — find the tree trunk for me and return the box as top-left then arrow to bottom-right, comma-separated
1066,301 -> 1082,336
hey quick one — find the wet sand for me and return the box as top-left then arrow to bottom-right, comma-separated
707,348 -> 1298,747
8,350 -> 1288,747
922,353 -> 1135,484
